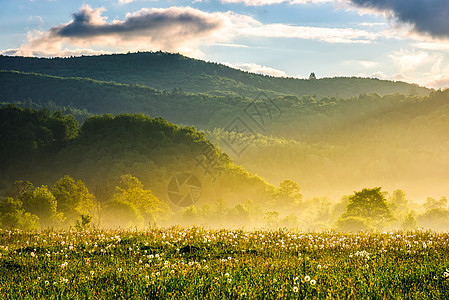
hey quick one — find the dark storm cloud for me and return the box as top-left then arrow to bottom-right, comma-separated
350,0 -> 449,38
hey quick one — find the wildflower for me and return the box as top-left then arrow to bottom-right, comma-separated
310,279 -> 316,285
317,264 -> 322,269
443,272 -> 449,278
60,262 -> 68,268
30,252 -> 36,257
90,271 -> 95,276
293,286 -> 299,292
60,277 -> 69,283
304,275 -> 311,281
117,268 -> 122,272
225,272 -> 230,277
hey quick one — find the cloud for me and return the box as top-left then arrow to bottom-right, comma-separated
118,0 -> 159,4
358,22 -> 387,27
52,5 -> 223,40
237,23 -> 380,43
212,42 -> 250,48
370,71 -> 388,79
7,4 -> 382,57
11,5 -> 228,57
221,0 -> 333,5
389,49 -> 434,74
359,60 -> 377,68
413,42 -> 449,51
226,62 -> 289,76
385,48 -> 449,89
426,75 -> 449,89
348,0 -> 449,38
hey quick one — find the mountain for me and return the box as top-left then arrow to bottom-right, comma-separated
0,52 -> 431,98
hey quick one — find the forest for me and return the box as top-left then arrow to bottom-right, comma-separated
1,105 -> 448,232
1,52 -> 449,232
0,52 -> 429,98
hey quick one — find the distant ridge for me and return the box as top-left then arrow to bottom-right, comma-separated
0,51 -> 431,98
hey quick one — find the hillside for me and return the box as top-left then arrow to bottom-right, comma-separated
0,106 -> 276,212
0,70 -> 234,127
208,90 -> 449,200
0,52 -> 431,98
2,54 -> 449,204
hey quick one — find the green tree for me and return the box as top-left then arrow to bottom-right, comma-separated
0,197 -> 38,230
423,197 -> 447,211
114,174 -> 162,226
401,212 -> 417,231
20,185 -> 64,228
388,189 -> 409,218
335,216 -> 372,232
273,179 -> 302,209
52,175 -> 95,225
339,187 -> 394,230
102,199 -> 143,228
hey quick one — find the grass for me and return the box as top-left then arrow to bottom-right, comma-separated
0,227 -> 448,299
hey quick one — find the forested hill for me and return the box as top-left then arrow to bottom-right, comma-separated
0,105 -> 276,208
0,52 -> 430,98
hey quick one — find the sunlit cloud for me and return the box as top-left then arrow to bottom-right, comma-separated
212,43 -> 250,48
359,60 -> 377,68
389,49 -> 433,74
5,4 -> 384,58
386,48 -> 449,89
221,0 -> 333,5
357,22 -> 387,27
413,42 -> 449,52
8,5 -> 228,57
370,71 -> 388,80
237,23 -> 380,44
427,76 -> 449,90
225,62 -> 289,77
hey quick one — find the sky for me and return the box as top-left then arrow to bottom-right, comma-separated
2,0 -> 449,88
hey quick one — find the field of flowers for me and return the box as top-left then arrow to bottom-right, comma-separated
1,227 -> 448,299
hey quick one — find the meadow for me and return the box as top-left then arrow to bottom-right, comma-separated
1,227 -> 448,299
